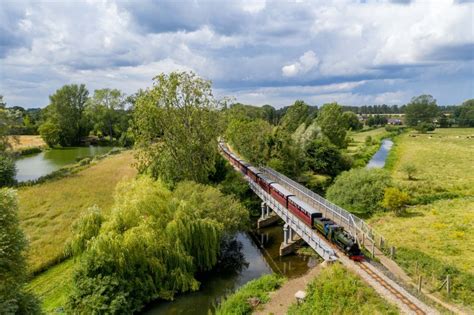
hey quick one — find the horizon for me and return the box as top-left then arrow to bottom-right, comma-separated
1,0 -> 473,109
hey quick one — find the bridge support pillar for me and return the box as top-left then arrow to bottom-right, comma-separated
257,202 -> 279,228
279,224 -> 303,256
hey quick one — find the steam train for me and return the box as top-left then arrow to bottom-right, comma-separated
219,142 -> 363,261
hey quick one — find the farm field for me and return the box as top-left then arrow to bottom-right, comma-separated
18,151 -> 136,274
8,135 -> 46,151
369,128 -> 474,309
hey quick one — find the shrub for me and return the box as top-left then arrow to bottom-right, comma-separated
401,163 -> 417,180
0,154 -> 16,187
38,120 -> 61,147
326,168 -> 392,214
415,122 -> 435,133
365,135 -> 373,146
67,206 -> 104,256
216,274 -> 285,315
381,187 -> 410,216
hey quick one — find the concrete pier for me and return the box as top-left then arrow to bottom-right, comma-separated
257,202 -> 279,228
279,224 -> 303,256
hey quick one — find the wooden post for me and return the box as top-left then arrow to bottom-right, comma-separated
415,261 -> 418,275
390,246 -> 396,259
362,233 -> 365,246
446,275 -> 451,295
418,275 -> 422,292
379,237 -> 384,249
371,243 -> 375,259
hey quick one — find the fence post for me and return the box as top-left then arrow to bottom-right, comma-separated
362,233 -> 365,246
371,243 -> 375,259
446,275 -> 451,295
379,237 -> 384,249
418,275 -> 422,292
390,246 -> 396,259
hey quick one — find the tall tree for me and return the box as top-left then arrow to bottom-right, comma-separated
404,94 -> 439,127
0,189 -> 40,313
40,84 -> 89,146
133,72 -> 222,184
454,99 -> 474,127
280,100 -> 311,133
317,102 -> 347,148
0,96 -> 17,186
342,111 -> 363,131
85,88 -> 127,138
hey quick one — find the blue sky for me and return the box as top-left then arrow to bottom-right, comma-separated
0,0 -> 473,108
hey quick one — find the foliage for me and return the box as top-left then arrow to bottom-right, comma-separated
287,264 -> 399,315
67,177 -> 248,313
18,152 -> 136,274
381,187 -> 410,216
404,94 -> 439,127
226,118 -> 272,164
0,154 -> 16,187
67,206 -> 104,256
401,163 -> 417,180
327,168 -> 392,214
38,120 -> 61,147
40,84 -> 90,146
216,274 -> 285,315
317,102 -> 347,148
133,72 -> 221,185
0,97 -> 13,152
85,88 -> 129,139
343,111 -> 363,130
366,115 -> 388,127
454,99 -> 474,127
415,121 -> 435,133
280,100 -> 311,133
266,129 -> 306,178
0,189 -> 40,314
304,138 -> 351,177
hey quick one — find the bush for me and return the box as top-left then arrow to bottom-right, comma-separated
381,187 -> 410,216
38,120 -> 61,147
0,154 -> 16,187
216,274 -> 285,315
305,138 -> 352,177
401,163 -> 417,180
415,122 -> 435,133
326,168 -> 392,214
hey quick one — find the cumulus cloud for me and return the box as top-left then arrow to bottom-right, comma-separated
0,0 -> 472,108
282,51 -> 320,77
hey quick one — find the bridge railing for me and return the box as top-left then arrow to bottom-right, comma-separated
261,167 -> 389,253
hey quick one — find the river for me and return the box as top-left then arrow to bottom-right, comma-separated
15,146 -> 113,182
367,139 -> 393,168
143,224 -> 318,315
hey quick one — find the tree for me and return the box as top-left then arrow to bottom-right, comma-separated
85,89 -> 128,138
0,95 -> 11,152
454,99 -> 474,127
401,163 -> 417,180
342,111 -> 362,131
280,100 -> 311,133
0,97 -> 17,186
40,84 -> 90,146
0,155 -> 16,187
133,72 -> 222,185
317,102 -> 347,148
381,187 -> 410,216
0,189 -> 40,313
38,120 -> 61,147
404,95 -> 439,127
326,168 -> 392,214
266,129 -> 306,178
304,138 -> 351,177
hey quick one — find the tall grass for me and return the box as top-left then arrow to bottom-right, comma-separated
288,264 -> 399,315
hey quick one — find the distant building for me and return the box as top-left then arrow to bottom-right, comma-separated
387,118 -> 402,125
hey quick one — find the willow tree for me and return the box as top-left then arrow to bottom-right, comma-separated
133,72 -> 222,185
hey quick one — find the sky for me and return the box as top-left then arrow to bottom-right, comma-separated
0,0 -> 473,109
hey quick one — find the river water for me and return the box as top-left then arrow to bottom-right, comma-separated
143,224 -> 318,315
15,146 -> 113,182
367,139 -> 393,168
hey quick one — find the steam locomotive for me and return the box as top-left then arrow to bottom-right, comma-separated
219,142 -> 363,261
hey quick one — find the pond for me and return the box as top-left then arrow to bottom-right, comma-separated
15,146 -> 114,182
367,139 -> 393,169
142,224 -> 317,315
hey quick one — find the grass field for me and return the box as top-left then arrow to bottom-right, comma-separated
8,135 -> 46,151
18,151 -> 136,274
346,127 -> 392,167
369,128 -> 474,309
347,127 -> 388,152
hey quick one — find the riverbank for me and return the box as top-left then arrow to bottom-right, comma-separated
8,135 -> 47,155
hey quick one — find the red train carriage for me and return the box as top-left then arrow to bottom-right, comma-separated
288,196 -> 322,226
256,173 -> 275,193
238,160 -> 250,174
269,183 -> 294,208
247,166 -> 261,182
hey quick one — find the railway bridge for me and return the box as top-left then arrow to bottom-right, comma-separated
220,143 -> 438,315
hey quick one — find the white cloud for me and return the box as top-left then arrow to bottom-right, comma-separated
282,50 -> 320,77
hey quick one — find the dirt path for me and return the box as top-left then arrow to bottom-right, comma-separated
255,265 -> 322,315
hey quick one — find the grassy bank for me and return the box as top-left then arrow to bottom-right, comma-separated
288,264 -> 399,315
369,128 -> 474,309
8,135 -> 46,152
19,151 -> 136,274
216,274 -> 285,315
346,127 -> 393,167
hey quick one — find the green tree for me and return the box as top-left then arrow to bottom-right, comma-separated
280,100 -> 311,133
342,111 -> 363,131
133,72 -> 222,185
404,95 -> 439,127
0,189 -> 40,314
38,120 -> 61,147
317,103 -> 347,148
401,163 -> 417,180
0,97 -> 17,186
327,168 -> 392,214
381,187 -> 410,216
266,129 -> 306,178
85,88 -> 128,138
305,138 -> 351,177
454,99 -> 474,127
0,155 -> 16,187
40,84 -> 90,146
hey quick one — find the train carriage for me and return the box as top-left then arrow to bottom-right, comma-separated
269,183 -> 294,208
287,196 -> 322,226
247,166 -> 261,182
256,173 -> 275,193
